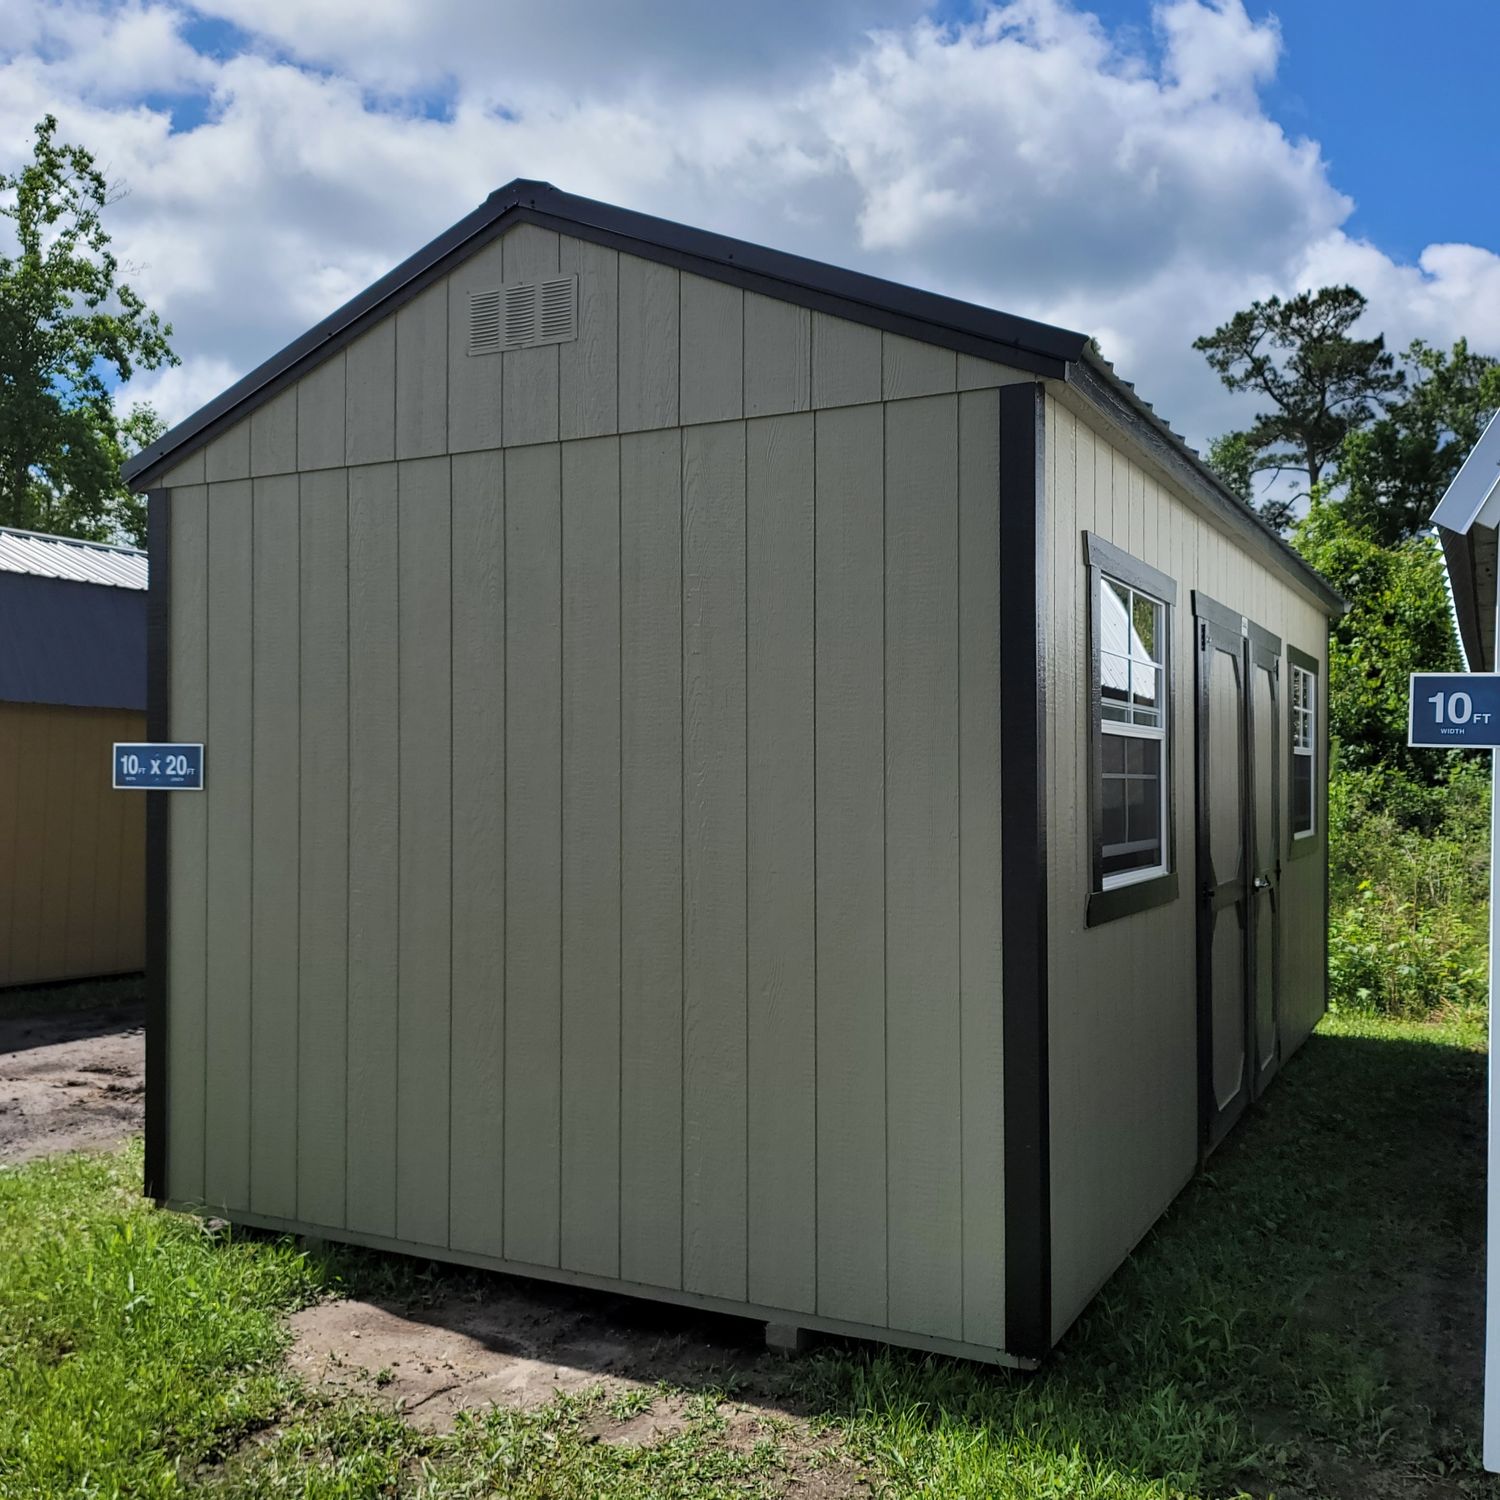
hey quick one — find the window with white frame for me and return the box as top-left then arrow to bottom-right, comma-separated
1290,660 -> 1316,838
1098,575 -> 1169,883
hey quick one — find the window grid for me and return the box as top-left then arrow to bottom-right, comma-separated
1291,663 -> 1315,838
1099,576 -> 1169,887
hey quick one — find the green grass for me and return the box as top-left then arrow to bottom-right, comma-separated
0,1009 -> 1494,1498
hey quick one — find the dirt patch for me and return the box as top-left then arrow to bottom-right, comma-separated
0,1002 -> 145,1163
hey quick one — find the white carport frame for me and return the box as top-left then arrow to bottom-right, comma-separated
1431,408 -> 1500,1474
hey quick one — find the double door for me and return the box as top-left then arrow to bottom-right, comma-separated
1195,597 -> 1281,1155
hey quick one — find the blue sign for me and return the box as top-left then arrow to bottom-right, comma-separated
112,742 -> 204,790
1409,674 -> 1500,748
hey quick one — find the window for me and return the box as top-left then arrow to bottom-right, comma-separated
1288,648 -> 1318,845
1084,533 -> 1178,925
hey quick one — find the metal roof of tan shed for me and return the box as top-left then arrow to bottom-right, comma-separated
123,178 -> 1343,614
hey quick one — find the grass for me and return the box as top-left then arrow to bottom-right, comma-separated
0,1007 -> 1494,1498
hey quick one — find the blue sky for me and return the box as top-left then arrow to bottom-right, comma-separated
5,0 -> 1498,469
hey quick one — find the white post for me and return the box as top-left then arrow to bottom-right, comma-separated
1488,598 -> 1500,1473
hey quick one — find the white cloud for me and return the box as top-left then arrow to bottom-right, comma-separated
2,0 -> 1497,458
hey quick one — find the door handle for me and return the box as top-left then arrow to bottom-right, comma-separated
1253,875 -> 1272,891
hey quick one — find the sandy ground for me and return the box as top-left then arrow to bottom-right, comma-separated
0,1002 -> 145,1163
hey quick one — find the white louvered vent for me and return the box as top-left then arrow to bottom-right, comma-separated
468,287 -> 502,355
468,275 -> 579,356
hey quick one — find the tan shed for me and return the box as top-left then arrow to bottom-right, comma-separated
0,528 -> 148,988
125,182 -> 1342,1365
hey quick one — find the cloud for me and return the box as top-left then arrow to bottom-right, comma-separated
3,0 -> 1497,465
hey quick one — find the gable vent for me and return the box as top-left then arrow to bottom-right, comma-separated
468,274 -> 579,356
468,288 -> 503,355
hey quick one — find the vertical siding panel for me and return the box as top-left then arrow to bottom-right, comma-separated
813,403 -> 887,1328
680,277 -> 743,427
346,323 -> 397,467
396,457 -> 452,1247
882,334 -> 957,401
811,315 -> 881,409
502,225 -> 561,448
396,283 -> 449,460
204,480 -> 253,1213
36,713 -> 73,977
957,388 -> 1005,1347
681,419 -> 748,1301
250,387 -> 297,476
619,429 -> 684,1289
559,238 -> 620,440
297,353 -> 347,472
504,441 -> 563,1267
250,475 -> 300,1221
204,423 -> 249,484
61,710 -> 102,976
298,468 -> 349,1228
346,463 -> 400,1237
450,450 -> 506,1257
0,708 -> 18,985
618,256 -> 679,432
162,450 -> 205,488
448,238 -> 506,453
560,436 -> 622,1276
746,412 -> 816,1314
7,709 -> 47,982
885,394 -> 962,1340
743,294 -> 810,419
168,486 -> 210,1203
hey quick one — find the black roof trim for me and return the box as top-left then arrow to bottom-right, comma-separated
122,178 -> 1344,614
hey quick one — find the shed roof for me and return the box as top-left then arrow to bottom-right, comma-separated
123,179 -> 1342,614
0,527 -> 148,590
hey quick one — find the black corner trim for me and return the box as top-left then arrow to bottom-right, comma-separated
1000,382 -> 1051,1361
144,491 -> 169,1204
1082,531 -> 1177,604
1086,872 -> 1179,927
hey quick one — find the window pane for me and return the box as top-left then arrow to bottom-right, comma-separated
1131,593 -> 1161,663
1101,578 -> 1132,664
1101,775 -> 1128,849
1131,663 -> 1162,717
1101,736 -> 1163,877
1102,734 -> 1127,774
1292,752 -> 1313,834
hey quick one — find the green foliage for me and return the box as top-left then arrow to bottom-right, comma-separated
1338,337 -> 1500,545
1292,497 -> 1460,777
1193,285 -> 1404,497
0,115 -> 175,545
1326,762 -> 1490,1017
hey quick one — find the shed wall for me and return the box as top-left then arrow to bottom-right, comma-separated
160,230 -> 1017,1358
0,701 -> 147,987
1043,391 -> 1330,1341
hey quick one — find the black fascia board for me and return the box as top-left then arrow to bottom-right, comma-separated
123,178 -> 1087,488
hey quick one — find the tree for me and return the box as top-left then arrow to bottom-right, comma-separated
0,115 -> 176,544
1194,285 -> 1405,516
1292,496 -> 1460,778
1204,430 -> 1296,532
1337,337 -> 1500,546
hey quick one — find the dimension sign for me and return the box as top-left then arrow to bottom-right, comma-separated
1408,673 -> 1500,748
112,742 -> 205,790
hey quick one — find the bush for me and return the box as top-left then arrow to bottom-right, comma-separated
1326,760 -> 1489,1016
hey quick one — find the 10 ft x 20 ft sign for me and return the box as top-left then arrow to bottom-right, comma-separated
1409,673 -> 1500,748
112,743 -> 205,790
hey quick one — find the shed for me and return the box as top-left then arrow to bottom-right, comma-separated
124,181 -> 1341,1366
0,527 -> 149,988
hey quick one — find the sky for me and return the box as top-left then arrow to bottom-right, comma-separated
4,0 -> 1497,498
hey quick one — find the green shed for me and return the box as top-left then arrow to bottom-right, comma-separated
124,181 -> 1342,1366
